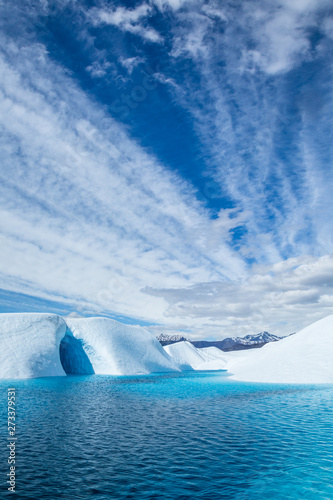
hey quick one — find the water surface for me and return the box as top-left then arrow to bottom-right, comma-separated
1,371 -> 333,499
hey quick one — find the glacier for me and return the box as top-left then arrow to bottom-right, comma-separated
163,341 -> 228,371
0,313 -> 67,379
0,313 -> 179,379
65,317 -> 179,375
1,313 -> 333,383
227,315 -> 333,383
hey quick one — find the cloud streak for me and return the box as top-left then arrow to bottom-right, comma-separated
89,4 -> 163,43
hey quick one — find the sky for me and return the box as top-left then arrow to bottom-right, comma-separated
0,0 -> 333,339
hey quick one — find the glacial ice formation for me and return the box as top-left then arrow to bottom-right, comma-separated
0,313 -> 179,379
164,341 -> 228,371
65,317 -> 179,375
1,313 -> 333,383
0,313 -> 67,378
227,315 -> 333,383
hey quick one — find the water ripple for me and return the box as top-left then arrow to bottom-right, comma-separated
1,373 -> 333,499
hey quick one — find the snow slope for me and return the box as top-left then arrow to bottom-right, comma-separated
227,315 -> 333,383
164,341 -> 228,371
196,347 -> 230,370
0,313 -> 67,379
65,317 -> 179,375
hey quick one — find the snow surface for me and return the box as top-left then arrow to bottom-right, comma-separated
64,317 -> 179,375
227,315 -> 333,383
195,347 -> 230,371
164,341 -> 228,371
0,313 -> 67,379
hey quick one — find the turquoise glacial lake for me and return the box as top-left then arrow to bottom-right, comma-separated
1,371 -> 333,499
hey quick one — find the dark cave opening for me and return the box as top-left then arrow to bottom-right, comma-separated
59,333 -> 94,375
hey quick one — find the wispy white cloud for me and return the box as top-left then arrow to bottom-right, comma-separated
238,0 -> 332,75
152,71 -> 178,87
118,56 -> 145,74
86,60 -> 113,78
171,10 -> 213,59
322,16 -> 333,39
159,0 -> 333,266
89,4 -> 162,43
150,0 -> 190,12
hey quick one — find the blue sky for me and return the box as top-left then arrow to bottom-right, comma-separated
0,0 -> 333,339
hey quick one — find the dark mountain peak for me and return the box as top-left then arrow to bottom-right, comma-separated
157,334 -> 189,346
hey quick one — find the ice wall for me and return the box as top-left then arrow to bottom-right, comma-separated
0,313 -> 180,379
0,313 -> 66,379
65,317 -> 179,375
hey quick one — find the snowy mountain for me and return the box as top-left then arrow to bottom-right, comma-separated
190,332 -> 283,351
227,315 -> 333,383
158,331 -> 282,350
157,333 -> 189,346
233,331 -> 283,345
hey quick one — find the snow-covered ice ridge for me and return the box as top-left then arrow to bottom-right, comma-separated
227,315 -> 333,384
164,342 -> 228,371
1,313 -> 333,383
0,313 -> 227,379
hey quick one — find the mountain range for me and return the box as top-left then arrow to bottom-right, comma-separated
157,332 -> 285,351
